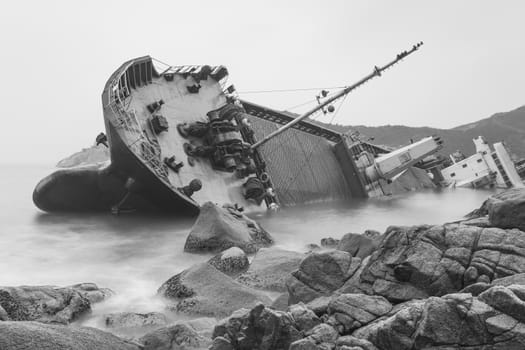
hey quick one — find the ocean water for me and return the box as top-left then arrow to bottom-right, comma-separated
0,163 -> 500,327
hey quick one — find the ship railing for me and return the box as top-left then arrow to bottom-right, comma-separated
108,79 -> 169,182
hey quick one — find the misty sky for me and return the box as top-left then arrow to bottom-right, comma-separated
1,0 -> 524,164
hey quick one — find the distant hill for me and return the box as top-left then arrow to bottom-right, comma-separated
313,105 -> 525,160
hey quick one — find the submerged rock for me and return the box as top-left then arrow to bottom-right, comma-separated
158,262 -> 271,318
104,312 -> 168,329
0,285 -> 92,324
208,247 -> 249,276
236,247 -> 304,292
184,202 -> 273,254
68,282 -> 114,304
0,321 -> 141,350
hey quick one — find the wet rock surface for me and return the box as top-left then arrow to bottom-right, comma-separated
140,322 -> 212,350
236,248 -> 304,292
158,262 -> 271,318
0,321 -> 141,350
0,285 -> 93,324
337,223 -> 525,302
287,250 -> 362,303
210,303 -> 301,350
184,202 -> 274,254
7,189 -> 525,350
208,247 -> 249,276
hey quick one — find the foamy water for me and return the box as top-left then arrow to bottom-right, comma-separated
0,164 -> 499,329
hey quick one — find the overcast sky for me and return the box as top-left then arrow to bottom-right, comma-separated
1,0 -> 524,164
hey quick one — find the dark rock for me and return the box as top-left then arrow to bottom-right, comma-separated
208,247 -> 249,276
287,251 -> 362,304
236,248 -> 304,292
336,336 -> 378,350
184,202 -> 273,254
210,336 -> 235,350
212,303 -> 301,350
305,296 -> 334,316
158,262 -> 271,318
486,188 -> 525,231
306,244 -> 321,252
289,338 -> 318,350
68,282 -> 114,304
140,323 -> 211,350
271,293 -> 290,311
0,285 -> 91,324
362,230 -> 382,240
305,323 -> 339,347
337,233 -> 379,259
288,302 -> 321,332
320,237 -> 340,248
325,294 -> 392,334
0,321 -> 141,350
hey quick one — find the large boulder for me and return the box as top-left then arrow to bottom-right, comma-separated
158,262 -> 271,318
184,202 -> 273,254
208,247 -> 249,276
0,321 -> 141,350
338,223 -> 525,302
0,285 -> 92,324
486,188 -> 525,231
286,251 -> 362,304
139,322 -> 212,350
352,286 -> 525,350
210,303 -> 301,350
236,248 -> 304,292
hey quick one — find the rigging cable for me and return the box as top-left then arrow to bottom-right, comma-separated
237,86 -> 346,94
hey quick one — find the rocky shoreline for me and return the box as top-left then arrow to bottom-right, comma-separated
2,189 -> 525,349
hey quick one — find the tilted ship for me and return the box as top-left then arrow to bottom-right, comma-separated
33,43 -> 444,214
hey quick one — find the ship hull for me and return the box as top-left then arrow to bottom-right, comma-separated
105,121 -> 200,215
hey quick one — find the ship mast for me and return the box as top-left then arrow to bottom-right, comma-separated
250,42 -> 424,150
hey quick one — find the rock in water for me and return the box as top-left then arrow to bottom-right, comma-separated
0,285 -> 92,324
486,188 -> 525,231
184,202 -> 273,254
236,248 -> 304,292
208,247 -> 249,276
158,262 -> 271,318
0,321 -> 141,350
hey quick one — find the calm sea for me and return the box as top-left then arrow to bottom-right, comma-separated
0,164 -> 499,325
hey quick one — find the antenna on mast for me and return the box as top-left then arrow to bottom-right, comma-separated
250,42 -> 424,150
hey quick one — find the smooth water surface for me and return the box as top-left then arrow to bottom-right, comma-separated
0,164 -> 499,324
